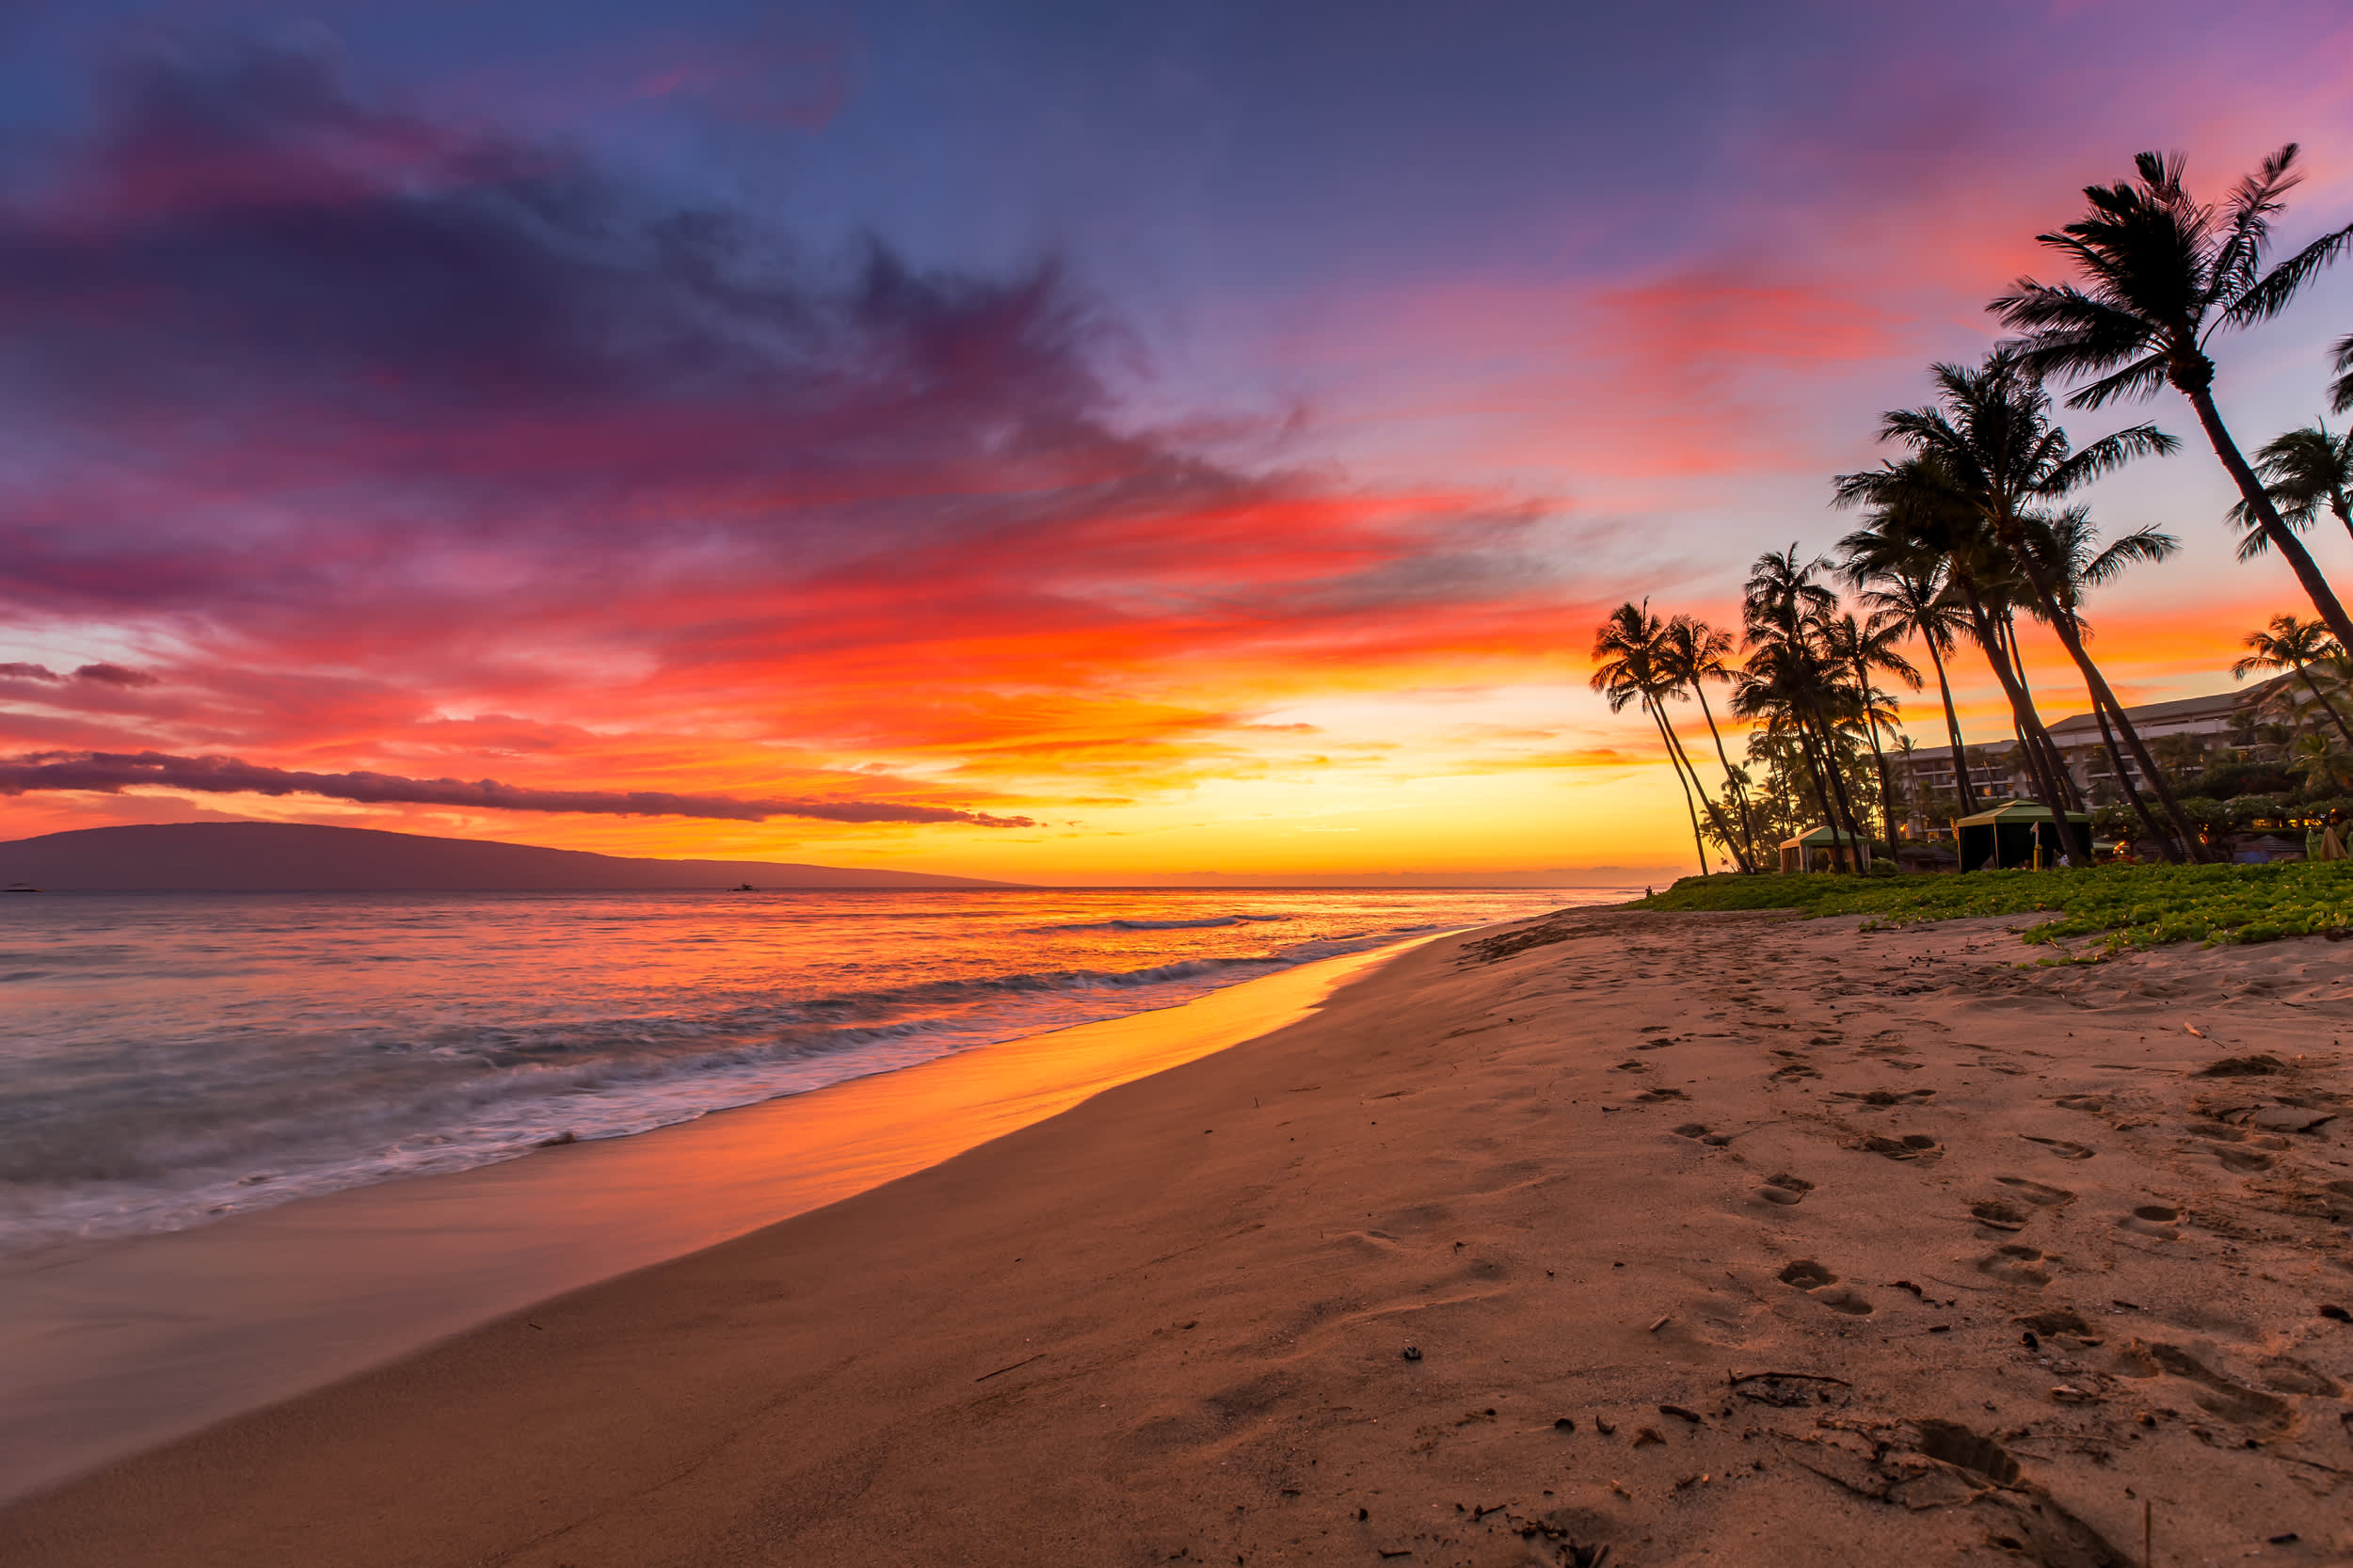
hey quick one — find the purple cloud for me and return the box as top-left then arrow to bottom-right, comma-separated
0,750 -> 1034,826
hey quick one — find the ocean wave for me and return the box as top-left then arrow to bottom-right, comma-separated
0,887 -> 1592,1254
1029,913 -> 1289,932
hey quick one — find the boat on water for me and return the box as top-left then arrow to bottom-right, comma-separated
3,882 -> 39,893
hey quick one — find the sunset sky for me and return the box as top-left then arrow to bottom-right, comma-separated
4,0 -> 2352,883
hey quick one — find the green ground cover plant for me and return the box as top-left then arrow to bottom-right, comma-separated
1637,862 -> 2353,960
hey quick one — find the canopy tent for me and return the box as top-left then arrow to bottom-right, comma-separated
1778,824 -> 1869,873
1954,802 -> 2090,871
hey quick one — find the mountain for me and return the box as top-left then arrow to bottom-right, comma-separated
0,823 -> 1031,891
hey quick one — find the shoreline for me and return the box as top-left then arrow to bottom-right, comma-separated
0,933 -> 1442,1507
8,906 -> 2353,1565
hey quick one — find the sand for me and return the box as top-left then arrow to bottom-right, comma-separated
6,906 -> 2353,1566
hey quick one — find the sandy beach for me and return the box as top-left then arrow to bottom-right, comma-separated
8,905 -> 2353,1567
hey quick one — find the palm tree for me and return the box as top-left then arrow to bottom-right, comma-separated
1741,547 -> 1871,854
2332,332 -> 2353,417
2232,422 -> 2353,560
1821,613 -> 1918,855
1832,457 -> 2083,833
2234,613 -> 2353,748
1834,351 -> 2204,859
1592,601 -> 1727,875
1840,526 -> 1977,813
1992,147 -> 2353,650
1659,615 -> 1761,871
2026,507 -> 2187,857
2291,731 -> 2353,794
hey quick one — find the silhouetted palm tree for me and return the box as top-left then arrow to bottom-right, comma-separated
1992,147 -> 2353,648
2233,422 -> 2353,560
1741,547 -> 1871,852
1832,457 -> 2083,832
1840,521 -> 1978,813
1835,351 -> 2202,858
2234,612 -> 2353,747
2026,506 -> 2186,856
1591,601 -> 1717,875
2332,333 -> 2353,416
1821,613 -> 1918,854
1659,615 -> 1760,871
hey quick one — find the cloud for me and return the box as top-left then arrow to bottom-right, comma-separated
72,663 -> 158,687
0,664 -> 62,682
0,750 -> 1033,826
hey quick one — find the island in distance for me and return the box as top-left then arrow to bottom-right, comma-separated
0,822 -> 1031,892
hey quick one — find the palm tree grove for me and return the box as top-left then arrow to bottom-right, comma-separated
1607,144 -> 2353,890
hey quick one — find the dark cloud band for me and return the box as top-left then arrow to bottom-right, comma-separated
0,750 -> 1032,827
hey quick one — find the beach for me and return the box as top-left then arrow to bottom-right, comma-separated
8,904 -> 2353,1566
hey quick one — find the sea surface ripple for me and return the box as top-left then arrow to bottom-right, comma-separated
0,886 -> 1611,1254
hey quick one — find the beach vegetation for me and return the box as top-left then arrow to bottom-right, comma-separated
1637,861 -> 2353,957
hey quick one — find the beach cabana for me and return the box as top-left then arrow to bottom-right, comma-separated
1778,825 -> 1868,873
1954,802 -> 2090,871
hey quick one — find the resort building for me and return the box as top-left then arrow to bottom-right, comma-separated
1897,674 -> 2297,814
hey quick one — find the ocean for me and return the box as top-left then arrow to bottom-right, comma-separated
0,886 -> 1612,1256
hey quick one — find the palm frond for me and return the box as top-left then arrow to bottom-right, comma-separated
2217,219 -> 2353,329
2331,331 -> 2353,416
2061,351 -> 2170,410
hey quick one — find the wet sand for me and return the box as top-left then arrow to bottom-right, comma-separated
7,907 -> 2353,1566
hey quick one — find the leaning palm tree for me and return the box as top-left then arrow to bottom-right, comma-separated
1591,601 -> 1721,875
1833,459 -> 2082,829
1659,614 -> 1760,871
1992,146 -> 2353,649
2232,422 -> 2353,560
1835,350 -> 2204,858
2234,612 -> 2353,748
2025,507 -> 2189,856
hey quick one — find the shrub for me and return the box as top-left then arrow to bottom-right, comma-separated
2187,761 -> 2297,800
2228,795 -> 2287,830
2174,795 -> 2230,834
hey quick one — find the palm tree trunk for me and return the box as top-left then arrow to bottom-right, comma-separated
2185,383 -> 2353,652
1647,700 -> 1711,876
1657,709 -> 1753,872
1956,584 -> 2075,848
2001,617 -> 2087,814
1810,708 -> 1869,867
2000,541 -> 2208,860
2088,686 -> 2182,862
2291,658 -> 2353,750
1853,667 -> 1898,858
1918,635 -> 1977,814
1689,683 -> 1762,870
1787,720 -> 1843,865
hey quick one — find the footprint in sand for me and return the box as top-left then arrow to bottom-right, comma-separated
1975,1244 -> 2053,1288
1849,1132 -> 1943,1160
1753,1173 -> 1814,1207
2020,1134 -> 2095,1160
1970,1199 -> 2031,1232
2216,1146 -> 2277,1174
1993,1176 -> 2075,1208
2118,1205 -> 2180,1240
2052,1095 -> 2107,1113
1776,1258 -> 1871,1314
